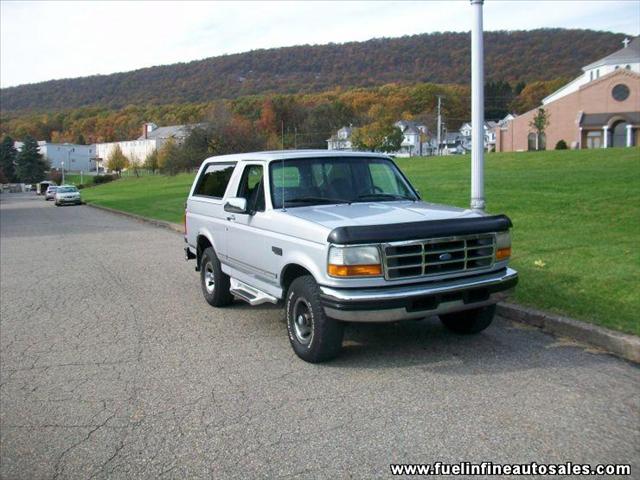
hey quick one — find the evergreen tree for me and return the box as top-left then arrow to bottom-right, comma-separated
0,135 -> 18,182
15,136 -> 49,183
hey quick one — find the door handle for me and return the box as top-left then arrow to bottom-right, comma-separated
226,214 -> 236,221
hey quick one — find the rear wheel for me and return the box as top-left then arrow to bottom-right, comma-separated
286,276 -> 344,363
199,247 -> 233,307
439,304 -> 496,334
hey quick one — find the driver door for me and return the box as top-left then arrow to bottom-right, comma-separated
225,163 -> 277,286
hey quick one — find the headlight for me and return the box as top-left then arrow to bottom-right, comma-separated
328,245 -> 382,277
495,231 -> 511,261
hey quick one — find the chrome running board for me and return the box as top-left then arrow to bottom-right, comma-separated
230,278 -> 278,306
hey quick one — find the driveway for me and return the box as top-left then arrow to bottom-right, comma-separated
1,193 -> 638,479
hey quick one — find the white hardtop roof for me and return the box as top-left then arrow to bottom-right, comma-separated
202,150 -> 392,164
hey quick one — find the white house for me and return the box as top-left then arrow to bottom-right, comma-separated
459,121 -> 498,151
542,37 -> 640,105
326,126 -> 353,151
393,120 -> 434,157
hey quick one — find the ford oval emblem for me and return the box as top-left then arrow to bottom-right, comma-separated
439,253 -> 453,261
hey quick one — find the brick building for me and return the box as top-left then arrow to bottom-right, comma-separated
496,37 -> 640,151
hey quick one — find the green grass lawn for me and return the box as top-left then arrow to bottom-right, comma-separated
82,148 -> 640,335
82,173 -> 194,223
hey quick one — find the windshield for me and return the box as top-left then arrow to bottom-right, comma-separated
57,187 -> 77,193
269,157 -> 418,209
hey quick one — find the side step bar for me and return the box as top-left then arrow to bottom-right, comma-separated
229,278 -> 278,306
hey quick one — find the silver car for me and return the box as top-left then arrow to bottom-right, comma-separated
54,186 -> 82,206
44,185 -> 58,200
184,151 -> 517,362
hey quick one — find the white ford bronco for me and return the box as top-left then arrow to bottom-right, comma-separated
184,151 -> 518,362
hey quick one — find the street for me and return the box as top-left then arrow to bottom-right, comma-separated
1,192 -> 638,479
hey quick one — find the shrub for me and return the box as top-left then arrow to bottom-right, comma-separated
555,139 -> 568,150
93,174 -> 117,185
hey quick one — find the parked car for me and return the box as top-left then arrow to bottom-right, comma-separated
184,151 -> 518,362
54,185 -> 82,206
44,186 -> 58,200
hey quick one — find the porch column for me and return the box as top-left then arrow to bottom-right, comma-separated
602,126 -> 609,148
578,127 -> 583,149
627,124 -> 633,147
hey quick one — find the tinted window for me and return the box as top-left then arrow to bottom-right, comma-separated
237,165 -> 265,213
194,163 -> 235,198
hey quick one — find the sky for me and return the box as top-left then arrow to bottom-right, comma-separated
1,0 -> 639,89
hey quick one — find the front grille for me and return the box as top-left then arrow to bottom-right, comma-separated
383,234 -> 495,280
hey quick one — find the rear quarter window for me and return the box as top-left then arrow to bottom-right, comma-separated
193,163 -> 236,198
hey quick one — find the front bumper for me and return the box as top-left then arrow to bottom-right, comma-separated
320,267 -> 518,322
57,197 -> 81,204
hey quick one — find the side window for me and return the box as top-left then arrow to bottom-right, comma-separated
194,163 -> 235,198
237,165 -> 265,213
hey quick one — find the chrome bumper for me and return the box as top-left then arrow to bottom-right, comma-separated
320,267 -> 518,322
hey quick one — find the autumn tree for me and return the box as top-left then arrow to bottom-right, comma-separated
0,135 -> 18,182
15,135 -> 50,183
157,139 -> 182,175
529,108 -> 550,151
143,150 -> 159,174
106,144 -> 129,175
352,122 -> 403,153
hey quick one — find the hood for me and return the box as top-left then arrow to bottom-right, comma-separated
286,201 -> 483,231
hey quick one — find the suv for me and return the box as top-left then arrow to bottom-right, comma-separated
185,151 -> 518,362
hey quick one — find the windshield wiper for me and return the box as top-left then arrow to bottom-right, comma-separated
285,196 -> 351,205
356,193 -> 415,201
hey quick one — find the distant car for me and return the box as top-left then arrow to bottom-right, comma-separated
54,186 -> 82,206
44,186 -> 58,200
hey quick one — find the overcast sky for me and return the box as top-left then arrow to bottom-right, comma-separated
1,0 -> 639,88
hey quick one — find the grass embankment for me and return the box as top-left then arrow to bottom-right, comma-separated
81,173 -> 194,223
82,148 -> 640,335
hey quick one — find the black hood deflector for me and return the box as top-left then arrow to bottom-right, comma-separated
327,214 -> 512,245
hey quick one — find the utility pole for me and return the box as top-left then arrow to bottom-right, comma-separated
436,95 -> 444,156
470,0 -> 486,210
281,120 -> 285,150
294,127 -> 298,149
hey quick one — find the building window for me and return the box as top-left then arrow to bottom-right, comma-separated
596,69 -> 600,78
612,84 -> 630,102
625,65 -> 631,70
590,71 -> 593,81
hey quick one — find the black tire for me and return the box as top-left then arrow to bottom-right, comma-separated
285,275 -> 344,363
439,304 -> 496,334
199,246 -> 233,307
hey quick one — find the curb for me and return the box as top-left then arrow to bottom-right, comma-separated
84,202 -> 183,235
497,303 -> 640,364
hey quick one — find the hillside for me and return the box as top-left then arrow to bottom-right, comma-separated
0,29 -> 625,113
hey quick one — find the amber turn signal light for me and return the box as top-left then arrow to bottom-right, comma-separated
328,264 -> 382,277
496,247 -> 511,260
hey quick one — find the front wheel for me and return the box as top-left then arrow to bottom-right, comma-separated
285,276 -> 344,363
199,247 -> 233,307
439,304 -> 496,334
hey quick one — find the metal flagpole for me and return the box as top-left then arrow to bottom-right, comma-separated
470,0 -> 485,210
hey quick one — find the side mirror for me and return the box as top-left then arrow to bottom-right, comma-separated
224,197 -> 248,214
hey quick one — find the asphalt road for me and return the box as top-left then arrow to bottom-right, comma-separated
1,192 -> 638,479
